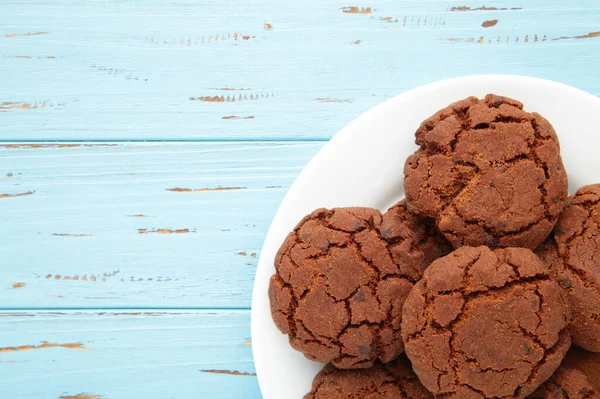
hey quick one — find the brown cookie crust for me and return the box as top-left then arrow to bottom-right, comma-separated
529,367 -> 599,399
562,346 -> 600,393
536,185 -> 600,352
303,356 -> 433,399
269,205 -> 450,369
401,246 -> 571,398
404,94 -> 568,250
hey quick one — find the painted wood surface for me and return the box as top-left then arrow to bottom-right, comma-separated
0,142 -> 322,308
0,310 -> 260,399
2,0 -> 600,397
1,0 -> 600,140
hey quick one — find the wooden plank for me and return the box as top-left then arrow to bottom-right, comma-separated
1,0 -> 599,140
0,142 -> 323,308
0,310 -> 261,399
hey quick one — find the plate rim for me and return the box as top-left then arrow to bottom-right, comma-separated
251,74 -> 600,399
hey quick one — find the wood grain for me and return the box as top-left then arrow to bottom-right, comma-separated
0,142 -> 322,308
1,0 -> 599,140
0,310 -> 261,399
2,1 -> 600,397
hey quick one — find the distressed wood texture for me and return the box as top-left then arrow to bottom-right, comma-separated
0,142 -> 322,308
0,310 -> 261,399
2,1 -> 600,398
1,0 -> 600,140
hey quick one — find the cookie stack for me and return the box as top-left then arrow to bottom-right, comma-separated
268,94 -> 600,398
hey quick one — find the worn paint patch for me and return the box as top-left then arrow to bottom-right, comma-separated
352,40 -> 362,45
574,32 -> 600,40
146,33 -> 255,46
59,394 -> 106,399
222,115 -> 255,120
3,32 -> 48,38
0,101 -> 63,111
127,214 -> 150,218
210,87 -> 252,91
264,23 -> 273,30
0,191 -> 34,199
341,6 -> 372,14
0,313 -> 34,317
191,93 -> 275,102
93,311 -> 188,316
90,63 -> 147,81
0,143 -> 117,149
6,173 -> 13,179
482,19 -> 498,27
449,6 -> 521,11
448,34 -> 547,44
1,55 -> 57,59
200,369 -> 256,376
119,276 -> 177,282
166,186 -> 246,192
52,233 -> 93,237
378,15 -> 446,26
138,228 -> 194,235
448,37 -> 472,43
41,270 -> 119,282
96,312 -> 176,316
316,98 -> 352,103
12,282 -> 25,289
0,341 -> 88,353
242,341 -> 252,346
552,31 -> 600,41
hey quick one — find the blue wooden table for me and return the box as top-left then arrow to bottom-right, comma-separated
1,1 -> 599,397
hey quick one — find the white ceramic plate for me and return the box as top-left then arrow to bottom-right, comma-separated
251,75 -> 600,399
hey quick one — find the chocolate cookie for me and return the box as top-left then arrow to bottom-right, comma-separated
269,206 -> 450,369
404,94 -> 568,250
303,356 -> 433,399
402,246 -> 571,398
529,367 -> 598,399
562,346 -> 600,392
536,185 -> 600,352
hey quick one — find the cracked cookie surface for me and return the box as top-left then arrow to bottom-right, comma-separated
536,184 -> 600,352
529,367 -> 598,399
303,356 -> 433,399
401,246 -> 571,398
269,205 -> 450,368
404,94 -> 568,250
